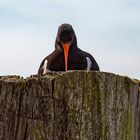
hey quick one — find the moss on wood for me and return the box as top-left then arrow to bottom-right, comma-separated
0,71 -> 139,140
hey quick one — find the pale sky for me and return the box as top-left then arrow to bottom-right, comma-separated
0,0 -> 140,79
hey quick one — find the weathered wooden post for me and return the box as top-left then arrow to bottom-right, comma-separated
0,71 -> 139,140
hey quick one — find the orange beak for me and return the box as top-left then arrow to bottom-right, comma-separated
62,43 -> 70,71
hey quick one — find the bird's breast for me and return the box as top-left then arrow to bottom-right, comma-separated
49,50 -> 87,71
49,53 -> 65,71
68,51 -> 87,70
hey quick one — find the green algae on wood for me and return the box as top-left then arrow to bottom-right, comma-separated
0,71 -> 139,140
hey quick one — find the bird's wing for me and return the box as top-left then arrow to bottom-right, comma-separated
78,49 -> 100,71
38,57 -> 48,74
38,49 -> 62,74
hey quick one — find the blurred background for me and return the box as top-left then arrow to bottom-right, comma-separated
0,0 -> 140,79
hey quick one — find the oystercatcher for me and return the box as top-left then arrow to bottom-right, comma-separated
38,23 -> 100,74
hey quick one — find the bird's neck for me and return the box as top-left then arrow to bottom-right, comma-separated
69,43 -> 78,51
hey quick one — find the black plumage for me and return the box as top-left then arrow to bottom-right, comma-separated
38,23 -> 99,74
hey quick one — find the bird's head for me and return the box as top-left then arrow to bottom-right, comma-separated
55,23 -> 77,71
58,24 -> 74,44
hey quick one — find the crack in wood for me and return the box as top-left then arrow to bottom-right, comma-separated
23,121 -> 28,140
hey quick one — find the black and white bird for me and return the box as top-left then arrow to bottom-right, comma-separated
38,23 -> 100,74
